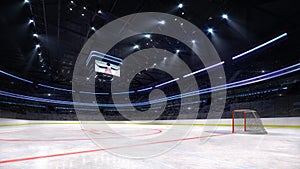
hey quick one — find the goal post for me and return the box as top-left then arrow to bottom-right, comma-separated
232,109 -> 267,134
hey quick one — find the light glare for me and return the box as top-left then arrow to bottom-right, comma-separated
158,20 -> 165,25
29,19 -> 34,24
222,14 -> 228,19
133,45 -> 139,49
144,34 -> 151,38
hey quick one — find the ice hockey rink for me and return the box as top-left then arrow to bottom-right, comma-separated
1,0 -> 300,169
0,117 -> 299,169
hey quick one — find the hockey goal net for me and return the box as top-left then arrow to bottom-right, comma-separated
232,109 -> 267,134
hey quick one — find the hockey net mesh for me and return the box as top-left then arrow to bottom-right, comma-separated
232,109 -> 267,134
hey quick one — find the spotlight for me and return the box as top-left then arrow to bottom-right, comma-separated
207,28 -> 214,34
176,49 -> 180,53
35,44 -> 40,48
191,40 -> 196,44
28,19 -> 34,24
33,33 -> 38,38
164,57 -> 167,60
222,14 -> 228,19
158,20 -> 165,25
91,27 -> 96,31
261,70 -> 265,73
81,13 -> 85,16
24,0 -> 29,3
181,12 -> 184,15
98,10 -> 102,14
178,3 -> 183,8
83,6 -> 86,10
47,93 -> 51,96
144,34 -> 151,38
70,1 -> 74,3
38,52 -> 42,56
133,45 -> 139,49
69,8 -> 72,11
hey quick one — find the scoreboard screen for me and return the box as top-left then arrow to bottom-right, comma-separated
95,60 -> 120,77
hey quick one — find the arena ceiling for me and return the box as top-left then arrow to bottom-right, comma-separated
0,0 -> 299,90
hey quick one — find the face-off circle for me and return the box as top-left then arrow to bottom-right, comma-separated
72,12 -> 226,158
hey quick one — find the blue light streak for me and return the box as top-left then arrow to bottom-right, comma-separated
79,91 -> 109,95
183,61 -> 224,78
37,84 -> 74,92
137,87 -> 153,92
0,100 -> 45,108
112,91 -> 135,95
0,34 -> 288,95
232,33 -> 287,60
0,70 -> 33,84
0,62 -> 298,108
155,78 -> 179,88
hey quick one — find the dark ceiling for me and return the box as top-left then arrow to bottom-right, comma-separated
0,0 -> 299,88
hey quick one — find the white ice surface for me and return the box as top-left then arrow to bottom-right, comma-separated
0,118 -> 299,169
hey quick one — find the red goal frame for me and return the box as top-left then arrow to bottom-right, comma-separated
232,109 -> 250,133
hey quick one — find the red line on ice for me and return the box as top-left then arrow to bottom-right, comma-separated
0,133 -> 229,164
